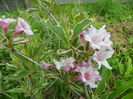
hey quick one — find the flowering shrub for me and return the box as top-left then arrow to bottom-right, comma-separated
1,0 -> 133,98
39,24 -> 114,89
0,17 -> 115,98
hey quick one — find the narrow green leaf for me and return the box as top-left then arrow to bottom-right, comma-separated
95,68 -> 111,95
9,70 -> 30,80
72,19 -> 90,40
107,80 -> 133,99
6,63 -> 18,71
69,84 -> 83,93
6,88 -> 25,93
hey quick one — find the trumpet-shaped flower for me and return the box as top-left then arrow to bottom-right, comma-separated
0,18 -> 16,35
84,25 -> 112,49
54,57 -> 75,71
14,18 -> 33,37
75,60 -> 101,88
92,46 -> 114,69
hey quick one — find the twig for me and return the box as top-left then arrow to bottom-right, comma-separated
49,13 -> 60,26
15,50 -> 41,67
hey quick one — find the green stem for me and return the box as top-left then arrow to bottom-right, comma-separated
84,85 -> 90,99
14,50 -> 42,67
49,13 -> 60,26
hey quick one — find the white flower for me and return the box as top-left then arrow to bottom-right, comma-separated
14,18 -> 33,37
75,60 -> 101,88
84,25 -> 112,49
54,57 -> 75,71
102,32 -> 113,47
92,46 -> 114,69
53,59 -> 62,70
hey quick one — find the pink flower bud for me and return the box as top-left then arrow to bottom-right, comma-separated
40,61 -> 53,70
79,32 -> 85,44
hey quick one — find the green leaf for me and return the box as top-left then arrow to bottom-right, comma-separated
72,19 -> 90,40
9,70 -> 30,80
122,92 -> 133,99
72,7 -> 80,17
100,93 -> 110,99
95,80 -> 106,95
107,80 -> 133,99
95,68 -> 111,96
6,88 -> 25,93
6,63 -> 18,71
45,21 -> 68,43
69,84 -> 83,93
13,38 -> 28,44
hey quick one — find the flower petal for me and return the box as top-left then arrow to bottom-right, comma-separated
54,60 -> 62,70
0,18 -> 16,35
14,18 -> 33,37
102,60 -> 112,70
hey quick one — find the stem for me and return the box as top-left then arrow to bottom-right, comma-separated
49,13 -> 60,26
14,50 -> 42,67
84,85 -> 90,99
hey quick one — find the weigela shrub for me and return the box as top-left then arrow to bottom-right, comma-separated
41,25 -> 114,88
0,18 -> 114,89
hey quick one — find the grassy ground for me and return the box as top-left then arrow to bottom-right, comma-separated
0,0 -> 133,99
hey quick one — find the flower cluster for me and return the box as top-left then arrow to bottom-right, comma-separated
80,25 -> 114,69
41,25 -> 114,88
0,18 -> 33,38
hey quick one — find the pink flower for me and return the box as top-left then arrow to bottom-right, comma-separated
75,60 -> 101,88
79,31 -> 86,44
84,25 -> 112,49
13,18 -> 33,37
0,18 -> 16,35
92,46 -> 114,69
54,57 -> 75,71
40,61 -> 53,70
